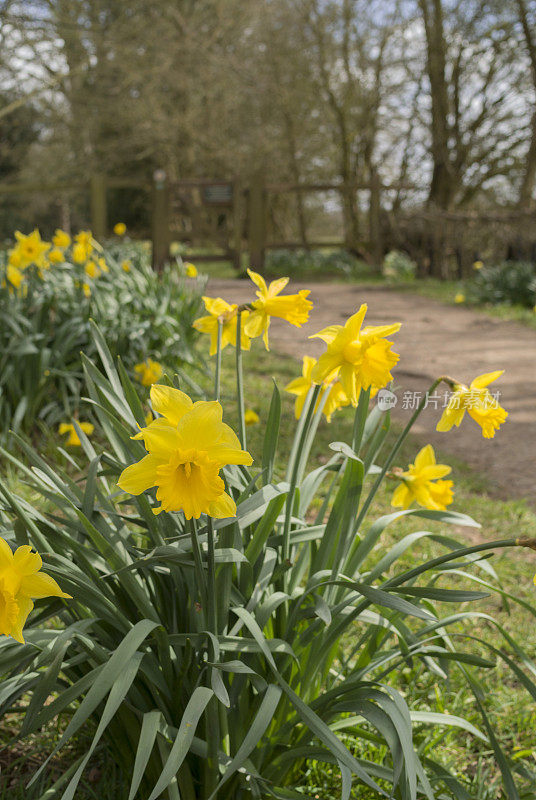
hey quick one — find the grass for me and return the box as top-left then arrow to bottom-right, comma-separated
403,278 -> 536,331
2,337 -> 536,797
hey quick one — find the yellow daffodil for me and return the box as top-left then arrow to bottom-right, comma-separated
59,422 -> 95,446
454,293 -> 465,303
113,222 -> 127,236
436,371 -> 507,439
8,248 -> 23,269
391,444 -> 453,511
0,538 -> 71,643
13,229 -> 50,269
145,411 -> 154,425
97,257 -> 109,273
53,229 -> 71,249
134,359 -> 163,386
473,260 -> 484,270
82,282 -> 91,298
244,409 -> 259,425
184,262 -> 198,278
84,260 -> 101,279
72,243 -> 86,264
193,297 -> 251,356
118,385 -> 253,519
73,231 -> 93,263
310,304 -> 400,406
243,270 -> 312,350
6,264 -> 24,289
285,355 -> 350,421
121,260 -> 131,272
48,248 -> 64,264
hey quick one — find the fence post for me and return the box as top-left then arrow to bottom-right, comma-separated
368,169 -> 382,270
248,171 -> 266,271
231,177 -> 243,271
90,173 -> 107,240
152,169 -> 170,272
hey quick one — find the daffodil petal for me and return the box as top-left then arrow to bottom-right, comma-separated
470,370 -> 504,390
10,596 -> 33,643
150,385 -> 193,425
118,454 -> 165,494
247,269 -> 268,294
208,492 -> 237,519
0,538 -> 13,570
13,546 -> 42,576
413,444 -> 436,470
20,572 -> 71,599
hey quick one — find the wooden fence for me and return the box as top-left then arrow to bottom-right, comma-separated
0,170 -> 385,271
1,171 -> 534,276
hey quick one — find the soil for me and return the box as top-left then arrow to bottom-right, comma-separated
207,278 -> 536,503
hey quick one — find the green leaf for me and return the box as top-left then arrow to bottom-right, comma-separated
147,687 -> 214,800
128,711 -> 162,800
209,684 -> 282,797
261,381 -> 281,485
28,619 -> 158,786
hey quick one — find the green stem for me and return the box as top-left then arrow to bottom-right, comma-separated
351,387 -> 371,453
188,518 -> 206,622
282,385 -> 322,574
214,319 -> 223,401
205,517 -> 220,798
235,310 -> 246,449
206,518 -> 217,634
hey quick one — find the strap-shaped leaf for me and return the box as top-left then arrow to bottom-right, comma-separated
28,619 -> 158,786
147,686 -> 214,800
128,710 -> 162,800
209,684 -> 282,797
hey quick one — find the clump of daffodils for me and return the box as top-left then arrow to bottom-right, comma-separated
118,385 -> 252,519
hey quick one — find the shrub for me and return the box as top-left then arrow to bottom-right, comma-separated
382,250 -> 417,281
265,248 -> 369,279
469,260 -> 536,308
0,231 -> 202,438
0,275 -> 534,799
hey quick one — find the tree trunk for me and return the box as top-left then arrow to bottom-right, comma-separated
420,0 -> 455,210
517,0 -> 536,206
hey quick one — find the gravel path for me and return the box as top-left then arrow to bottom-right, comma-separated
207,278 -> 536,502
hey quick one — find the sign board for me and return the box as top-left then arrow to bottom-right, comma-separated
202,183 -> 233,205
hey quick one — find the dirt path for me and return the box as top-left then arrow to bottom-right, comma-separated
207,278 -> 536,502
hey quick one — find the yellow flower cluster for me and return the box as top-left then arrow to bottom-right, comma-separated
3,228 -> 110,292
0,538 -> 71,643
118,268 -> 508,522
